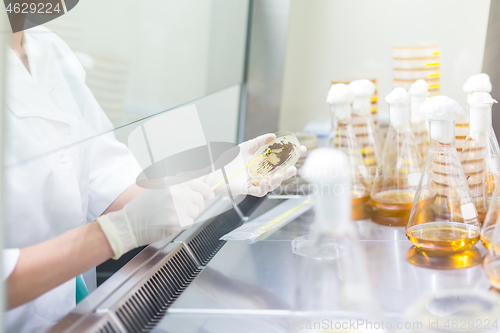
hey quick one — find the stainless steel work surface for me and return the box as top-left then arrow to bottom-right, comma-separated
151,313 -> 295,333
153,197 -> 494,332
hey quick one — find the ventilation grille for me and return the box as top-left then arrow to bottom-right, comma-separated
188,209 -> 243,266
115,247 -> 201,332
96,321 -> 119,333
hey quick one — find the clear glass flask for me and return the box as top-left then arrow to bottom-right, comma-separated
407,96 -> 481,252
482,187 -> 500,289
326,83 -> 372,209
370,88 -> 423,226
349,79 -> 381,181
483,218 -> 500,289
460,92 -> 500,223
296,148 -> 381,322
482,185 -> 500,250
457,73 -> 492,154
409,79 -> 430,159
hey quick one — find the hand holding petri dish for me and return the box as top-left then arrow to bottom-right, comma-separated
247,131 -> 301,184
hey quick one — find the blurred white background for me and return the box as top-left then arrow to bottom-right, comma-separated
279,0 -> 491,132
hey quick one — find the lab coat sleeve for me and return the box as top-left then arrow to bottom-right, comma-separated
3,249 -> 20,280
87,133 -> 142,222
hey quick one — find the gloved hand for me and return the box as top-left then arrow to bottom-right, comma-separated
203,134 -> 307,197
97,178 -> 214,259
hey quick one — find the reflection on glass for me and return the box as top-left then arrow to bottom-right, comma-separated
9,0 -> 249,165
352,202 -> 373,221
296,149 -> 381,324
370,204 -> 413,227
42,0 -> 249,128
407,246 -> 482,270
405,290 -> 500,333
484,254 -> 500,291
192,268 -> 290,333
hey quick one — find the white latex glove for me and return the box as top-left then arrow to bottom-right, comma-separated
204,133 -> 307,197
97,178 -> 214,259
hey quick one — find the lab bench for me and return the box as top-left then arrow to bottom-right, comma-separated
48,196 -> 492,333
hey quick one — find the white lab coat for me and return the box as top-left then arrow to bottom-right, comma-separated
3,26 -> 141,332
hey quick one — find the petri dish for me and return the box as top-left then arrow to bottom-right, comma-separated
276,132 -> 317,195
291,234 -> 347,260
247,131 -> 301,184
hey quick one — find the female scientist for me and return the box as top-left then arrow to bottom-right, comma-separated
4,26 -> 301,332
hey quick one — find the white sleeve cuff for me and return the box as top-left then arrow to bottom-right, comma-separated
3,248 -> 20,280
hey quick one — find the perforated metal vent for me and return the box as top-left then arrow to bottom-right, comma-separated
115,247 -> 201,332
187,208 -> 243,266
96,321 -> 119,333
48,198 -> 264,333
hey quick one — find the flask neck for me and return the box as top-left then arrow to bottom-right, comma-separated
352,97 -> 371,116
468,103 -> 493,140
410,96 -> 426,124
429,120 -> 455,145
389,102 -> 410,129
466,93 -> 474,104
330,104 -> 352,122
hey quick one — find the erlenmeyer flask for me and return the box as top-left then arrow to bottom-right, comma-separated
457,73 -> 492,154
296,148 -> 381,321
482,184 -> 500,249
483,216 -> 500,289
409,79 -> 430,159
370,88 -> 423,226
348,79 -> 381,180
326,83 -> 372,209
461,92 -> 500,222
407,96 -> 481,252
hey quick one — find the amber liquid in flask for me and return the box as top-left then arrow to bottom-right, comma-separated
406,104 -> 481,252
371,189 -> 414,212
406,222 -> 479,252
